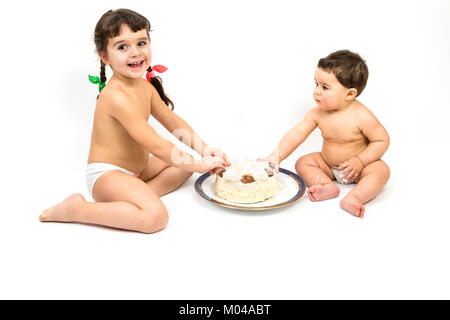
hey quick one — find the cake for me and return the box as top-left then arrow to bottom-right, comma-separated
215,160 -> 277,203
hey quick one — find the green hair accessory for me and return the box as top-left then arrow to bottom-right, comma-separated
88,75 -> 106,92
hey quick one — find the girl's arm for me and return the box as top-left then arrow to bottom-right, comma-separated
108,92 -> 224,173
150,90 -> 207,154
150,86 -> 230,164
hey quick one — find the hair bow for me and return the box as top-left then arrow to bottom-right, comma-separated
88,75 -> 106,93
146,65 -> 168,82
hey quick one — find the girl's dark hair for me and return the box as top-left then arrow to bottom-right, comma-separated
318,50 -> 369,97
94,8 -> 174,109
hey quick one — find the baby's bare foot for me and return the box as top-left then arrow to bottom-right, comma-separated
340,193 -> 365,218
307,183 -> 340,201
39,193 -> 85,222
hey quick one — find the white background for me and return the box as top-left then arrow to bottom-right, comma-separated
1,0 -> 449,299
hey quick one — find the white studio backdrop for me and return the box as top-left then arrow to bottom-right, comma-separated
0,0 -> 449,299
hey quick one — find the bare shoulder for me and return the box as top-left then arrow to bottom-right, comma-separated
307,106 -> 325,122
143,79 -> 158,93
307,106 -> 323,118
353,101 -> 380,124
97,86 -> 135,116
352,101 -> 388,139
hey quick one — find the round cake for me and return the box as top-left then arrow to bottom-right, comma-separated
215,161 -> 277,203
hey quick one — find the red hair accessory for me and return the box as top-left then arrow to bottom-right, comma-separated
146,64 -> 168,82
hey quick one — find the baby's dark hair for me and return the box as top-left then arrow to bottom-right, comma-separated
318,50 -> 369,97
94,8 -> 174,109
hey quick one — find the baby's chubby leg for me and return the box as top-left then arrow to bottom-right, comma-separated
295,152 -> 340,201
340,160 -> 390,218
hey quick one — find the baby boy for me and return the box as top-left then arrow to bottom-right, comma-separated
264,50 -> 390,217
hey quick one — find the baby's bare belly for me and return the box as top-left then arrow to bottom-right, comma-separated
321,140 -> 368,168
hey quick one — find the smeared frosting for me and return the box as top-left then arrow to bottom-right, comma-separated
222,160 -> 273,183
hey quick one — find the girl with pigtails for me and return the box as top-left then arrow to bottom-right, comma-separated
40,8 -> 230,233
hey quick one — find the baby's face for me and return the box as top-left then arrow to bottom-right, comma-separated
102,24 -> 152,79
313,68 -> 353,110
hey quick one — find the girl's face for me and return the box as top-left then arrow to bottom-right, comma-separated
101,24 -> 152,79
313,68 -> 355,110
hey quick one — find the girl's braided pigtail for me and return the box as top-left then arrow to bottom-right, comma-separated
147,66 -> 174,110
96,62 -> 107,100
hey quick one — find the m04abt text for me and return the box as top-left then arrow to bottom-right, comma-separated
179,304 -> 271,317
223,304 -> 270,315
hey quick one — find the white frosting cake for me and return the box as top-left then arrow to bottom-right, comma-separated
215,160 -> 277,203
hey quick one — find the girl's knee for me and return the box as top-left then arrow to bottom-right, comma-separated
171,167 -> 192,180
176,168 -> 193,185
140,205 -> 169,234
170,168 -> 192,186
183,170 -> 193,180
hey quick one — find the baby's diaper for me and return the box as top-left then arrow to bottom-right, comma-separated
331,168 -> 355,185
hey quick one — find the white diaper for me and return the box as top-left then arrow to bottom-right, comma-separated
331,168 -> 355,185
86,162 -> 137,199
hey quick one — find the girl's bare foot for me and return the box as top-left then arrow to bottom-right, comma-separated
340,193 -> 365,218
39,193 -> 85,222
307,183 -> 340,201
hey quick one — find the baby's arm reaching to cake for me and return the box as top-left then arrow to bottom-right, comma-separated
339,107 -> 390,181
261,109 -> 318,171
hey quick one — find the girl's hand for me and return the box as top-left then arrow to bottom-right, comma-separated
203,146 -> 231,167
257,154 -> 280,172
196,155 -> 227,174
338,156 -> 364,181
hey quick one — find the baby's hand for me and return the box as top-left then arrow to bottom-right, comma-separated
197,155 -> 227,174
339,156 -> 364,181
257,154 -> 280,172
203,146 -> 231,167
